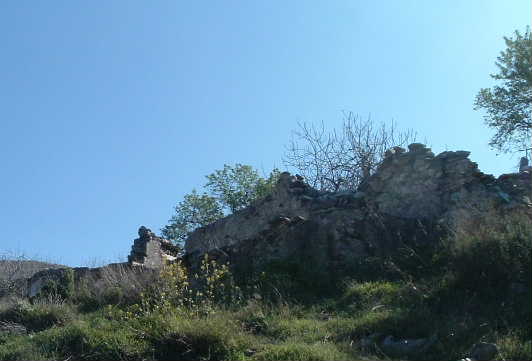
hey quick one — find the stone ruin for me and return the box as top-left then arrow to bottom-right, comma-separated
183,143 -> 531,276
22,144 -> 532,298
27,227 -> 178,298
128,226 -> 179,267
520,156 -> 532,173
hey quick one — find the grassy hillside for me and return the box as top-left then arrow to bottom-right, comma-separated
0,213 -> 530,361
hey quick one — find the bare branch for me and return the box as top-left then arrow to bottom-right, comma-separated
283,113 -> 417,192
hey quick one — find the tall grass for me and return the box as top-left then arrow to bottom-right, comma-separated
0,211 -> 530,360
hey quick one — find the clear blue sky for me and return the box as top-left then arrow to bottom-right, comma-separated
1,1 -> 530,266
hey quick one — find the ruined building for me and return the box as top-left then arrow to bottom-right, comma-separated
26,144 -> 531,298
183,143 -> 531,276
128,226 -> 179,267
28,227 -> 178,298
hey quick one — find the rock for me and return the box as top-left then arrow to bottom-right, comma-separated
269,216 -> 292,227
470,342 -> 498,361
138,226 -> 151,238
408,143 -> 434,156
380,334 -> 437,357
360,333 -> 383,348
510,282 -> 527,295
385,146 -> 406,158
0,321 -> 26,335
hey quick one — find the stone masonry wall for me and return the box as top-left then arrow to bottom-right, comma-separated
128,226 -> 178,268
27,226 -> 177,298
185,144 -> 531,258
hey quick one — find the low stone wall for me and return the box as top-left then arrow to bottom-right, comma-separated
27,262 -> 158,299
27,227 -> 177,299
185,173 -> 321,254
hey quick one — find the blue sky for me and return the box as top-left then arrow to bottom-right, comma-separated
1,1 -> 530,266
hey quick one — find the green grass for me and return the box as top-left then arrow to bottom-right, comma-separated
0,298 -> 74,333
252,342 -> 354,361
0,212 -> 530,360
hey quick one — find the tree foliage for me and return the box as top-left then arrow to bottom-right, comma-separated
161,190 -> 224,244
474,28 -> 532,153
283,112 -> 416,192
162,165 -> 280,244
206,164 -> 280,213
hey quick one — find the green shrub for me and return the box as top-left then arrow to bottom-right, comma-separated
496,330 -> 532,361
235,301 -> 269,334
75,283 -> 132,313
0,300 -> 73,332
153,319 -> 251,360
450,216 -> 531,295
38,269 -> 75,301
255,260 -> 335,302
30,318 -> 147,361
430,213 -> 532,329
0,335 -> 50,361
121,256 -> 243,320
101,287 -> 124,306
124,311 -> 255,361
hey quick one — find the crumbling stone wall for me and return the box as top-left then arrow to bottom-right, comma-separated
24,144 -> 532,299
27,263 -> 157,299
128,226 -> 178,268
184,144 -> 531,266
27,227 -> 177,298
185,173 -> 320,254
359,143 -> 530,223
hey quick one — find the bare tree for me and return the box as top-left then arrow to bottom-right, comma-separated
283,112 -> 416,192
0,253 -> 30,298
0,252 -> 65,298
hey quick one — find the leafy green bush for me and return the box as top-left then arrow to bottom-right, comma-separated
37,269 -> 75,301
427,213 -> 532,335
449,214 -> 531,300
